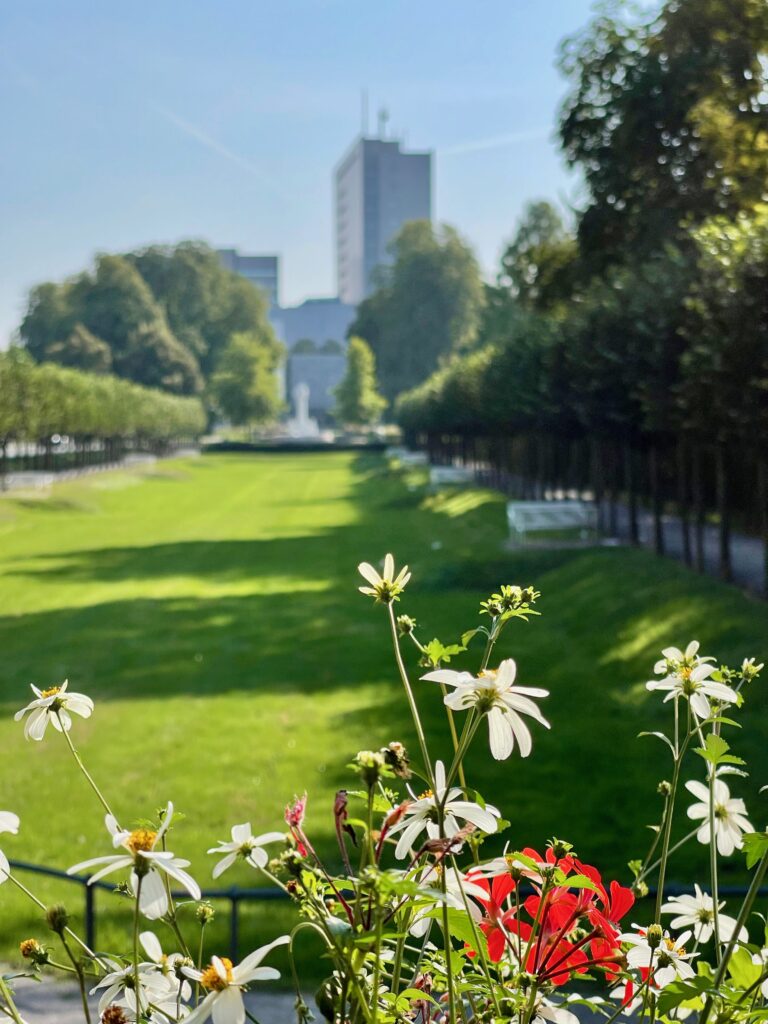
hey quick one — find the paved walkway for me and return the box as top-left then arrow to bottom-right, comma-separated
11,976 -> 300,1023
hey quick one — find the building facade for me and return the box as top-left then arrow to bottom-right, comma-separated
335,136 -> 432,305
217,249 -> 280,307
270,297 -> 355,352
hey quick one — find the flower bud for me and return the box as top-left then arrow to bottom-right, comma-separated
45,904 -> 69,935
549,837 -> 573,859
646,923 -> 663,948
353,750 -> 386,788
657,780 -> 672,796
632,879 -> 649,899
19,938 -> 48,965
196,902 -> 215,926
396,614 -> 417,637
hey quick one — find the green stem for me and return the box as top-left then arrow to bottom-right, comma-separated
439,682 -> 468,793
0,979 -> 24,1024
700,847 -> 768,1024
8,874 -> 106,968
133,877 -> 143,1020
60,930 -> 92,1024
654,707 -> 692,922
638,827 -> 699,883
387,604 -> 434,789
58,716 -> 116,820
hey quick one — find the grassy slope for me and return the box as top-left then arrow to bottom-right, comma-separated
0,452 -> 765,980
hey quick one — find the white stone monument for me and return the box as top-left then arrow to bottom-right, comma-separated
286,382 -> 320,438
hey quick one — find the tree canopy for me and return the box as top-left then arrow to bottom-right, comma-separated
333,337 -> 386,427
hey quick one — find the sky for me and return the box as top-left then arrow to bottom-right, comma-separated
0,0 -> 597,346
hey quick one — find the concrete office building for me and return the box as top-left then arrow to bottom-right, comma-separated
217,249 -> 280,307
335,132 -> 432,305
270,297 -> 355,352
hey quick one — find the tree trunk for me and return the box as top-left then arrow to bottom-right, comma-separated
715,442 -> 732,581
624,442 -> 639,545
649,444 -> 665,556
608,443 -> 619,537
590,438 -> 604,533
758,454 -> 768,598
677,437 -> 692,567
691,444 -> 706,572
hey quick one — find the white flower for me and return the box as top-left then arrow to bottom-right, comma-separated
0,811 -> 20,885
385,760 -> 501,860
14,680 -> 93,740
661,884 -> 748,944
140,931 -> 192,1002
357,553 -> 411,602
91,959 -> 178,1017
182,936 -> 289,1024
207,823 -> 285,879
423,659 -> 549,760
533,996 -> 580,1024
647,643 -> 736,720
409,865 -> 486,937
68,803 -> 201,919
686,778 -> 753,856
621,927 -> 697,988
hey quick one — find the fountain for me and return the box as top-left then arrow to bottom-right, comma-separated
286,382 -> 320,439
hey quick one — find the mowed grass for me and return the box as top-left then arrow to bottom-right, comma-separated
0,451 -> 766,983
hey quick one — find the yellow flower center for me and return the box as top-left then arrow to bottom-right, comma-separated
41,686 -> 62,699
200,958 -> 233,991
127,828 -> 157,854
664,937 -> 686,956
418,789 -> 434,800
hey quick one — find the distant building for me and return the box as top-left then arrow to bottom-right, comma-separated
217,249 -> 280,307
285,353 -> 347,421
270,297 -> 356,352
335,132 -> 432,305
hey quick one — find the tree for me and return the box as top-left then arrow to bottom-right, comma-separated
349,220 -> 485,402
559,0 -> 768,266
208,331 -> 283,427
292,339 -> 317,354
497,201 -> 579,312
333,337 -> 386,427
46,323 -> 112,374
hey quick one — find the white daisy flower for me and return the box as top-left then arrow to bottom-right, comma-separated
385,760 -> 501,860
14,680 -> 94,741
0,811 -> 20,885
661,884 -> 748,944
357,553 -> 411,603
68,804 -> 201,919
533,996 -> 580,1024
423,659 -> 549,760
207,823 -> 285,879
91,959 -> 177,1017
621,927 -> 697,988
686,778 -> 753,856
647,643 -> 736,720
182,936 -> 289,1024
409,865 -> 486,937
140,931 -> 192,1002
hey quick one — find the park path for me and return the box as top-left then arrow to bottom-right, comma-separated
11,976 -> 300,1023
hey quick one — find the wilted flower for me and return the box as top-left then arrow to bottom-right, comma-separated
207,824 -> 285,879
381,741 -> 412,779
45,903 -> 70,934
14,681 -> 93,741
661,883 -> 748,944
423,659 -> 549,760
357,554 -> 411,603
285,794 -> 307,829
182,937 -> 289,1023
686,778 -> 753,856
19,938 -> 48,965
68,804 -> 201,919
396,614 -> 417,636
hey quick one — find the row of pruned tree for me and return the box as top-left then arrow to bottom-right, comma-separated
0,349 -> 206,474
396,0 -> 768,590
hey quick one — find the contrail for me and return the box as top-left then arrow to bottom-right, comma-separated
439,127 -> 550,156
151,103 -> 290,202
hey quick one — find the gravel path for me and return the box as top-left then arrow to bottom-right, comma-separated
10,976 -> 301,1023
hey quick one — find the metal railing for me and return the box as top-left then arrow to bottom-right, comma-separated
9,859 -> 289,961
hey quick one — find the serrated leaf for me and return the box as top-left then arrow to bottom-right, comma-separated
694,733 -> 745,768
743,832 -> 768,869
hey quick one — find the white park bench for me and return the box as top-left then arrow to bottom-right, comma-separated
507,500 -> 598,545
386,446 -> 429,467
429,465 -> 474,487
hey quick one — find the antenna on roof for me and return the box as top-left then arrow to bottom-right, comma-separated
378,107 -> 389,139
361,89 -> 369,136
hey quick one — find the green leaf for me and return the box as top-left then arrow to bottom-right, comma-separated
563,873 -> 601,893
638,730 -> 675,754
421,638 -> 466,668
744,832 -> 768,869
460,627 -> 486,647
728,945 -> 762,987
656,977 -> 709,1016
693,733 -> 745,767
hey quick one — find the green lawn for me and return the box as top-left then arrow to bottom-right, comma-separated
0,452 -> 765,982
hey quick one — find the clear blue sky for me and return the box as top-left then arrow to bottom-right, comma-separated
0,0 -> 596,345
